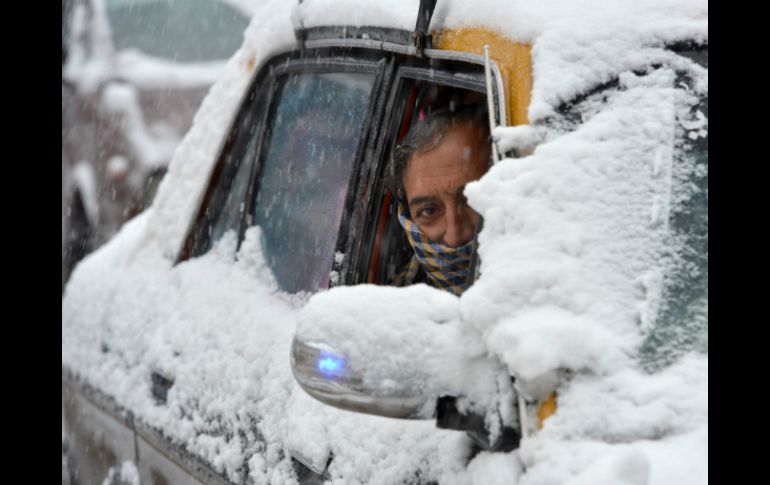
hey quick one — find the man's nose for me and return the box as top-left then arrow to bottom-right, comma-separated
443,203 -> 476,247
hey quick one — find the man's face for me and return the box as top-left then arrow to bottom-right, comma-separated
403,122 -> 490,247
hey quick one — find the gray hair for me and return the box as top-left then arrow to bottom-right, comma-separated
389,105 -> 488,198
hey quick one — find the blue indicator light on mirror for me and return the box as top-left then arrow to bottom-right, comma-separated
317,352 -> 346,377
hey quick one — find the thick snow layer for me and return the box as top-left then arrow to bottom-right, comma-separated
297,284 -> 517,425
102,461 -> 140,485
64,226 -> 481,484
517,356 -> 707,485
297,0 -> 706,121
493,125 -> 543,155
63,0 -> 707,483
465,67 -> 683,379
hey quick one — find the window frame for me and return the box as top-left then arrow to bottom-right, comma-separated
246,59 -> 387,292
179,43 -> 509,296
177,48 -> 392,288
177,62 -> 274,261
343,59 -> 497,288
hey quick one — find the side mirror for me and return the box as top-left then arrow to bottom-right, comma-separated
291,285 -> 513,422
291,337 -> 431,418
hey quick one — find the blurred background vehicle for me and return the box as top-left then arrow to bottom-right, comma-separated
62,0 -> 258,291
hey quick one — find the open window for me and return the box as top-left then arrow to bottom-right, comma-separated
351,61 -> 494,295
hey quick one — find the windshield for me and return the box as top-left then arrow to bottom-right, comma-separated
639,86 -> 708,371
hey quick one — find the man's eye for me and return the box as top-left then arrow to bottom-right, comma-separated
417,207 -> 438,218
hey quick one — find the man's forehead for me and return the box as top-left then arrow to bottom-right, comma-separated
406,127 -> 488,176
408,163 -> 480,186
405,154 -> 487,202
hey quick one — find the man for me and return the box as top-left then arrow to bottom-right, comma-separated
389,107 -> 491,295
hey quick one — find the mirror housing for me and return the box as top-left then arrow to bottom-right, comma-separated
291,337 -> 433,418
290,285 -> 515,422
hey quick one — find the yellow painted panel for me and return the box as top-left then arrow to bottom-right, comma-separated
433,28 -> 532,127
537,392 -> 558,429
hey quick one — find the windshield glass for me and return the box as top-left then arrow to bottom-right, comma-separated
252,72 -> 376,293
639,91 -> 708,371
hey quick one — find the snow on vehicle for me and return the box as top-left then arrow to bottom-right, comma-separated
62,0 -> 708,483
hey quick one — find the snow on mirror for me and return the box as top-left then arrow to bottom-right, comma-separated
292,284 -> 515,422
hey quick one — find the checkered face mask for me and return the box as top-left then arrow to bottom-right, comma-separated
396,202 -> 473,296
